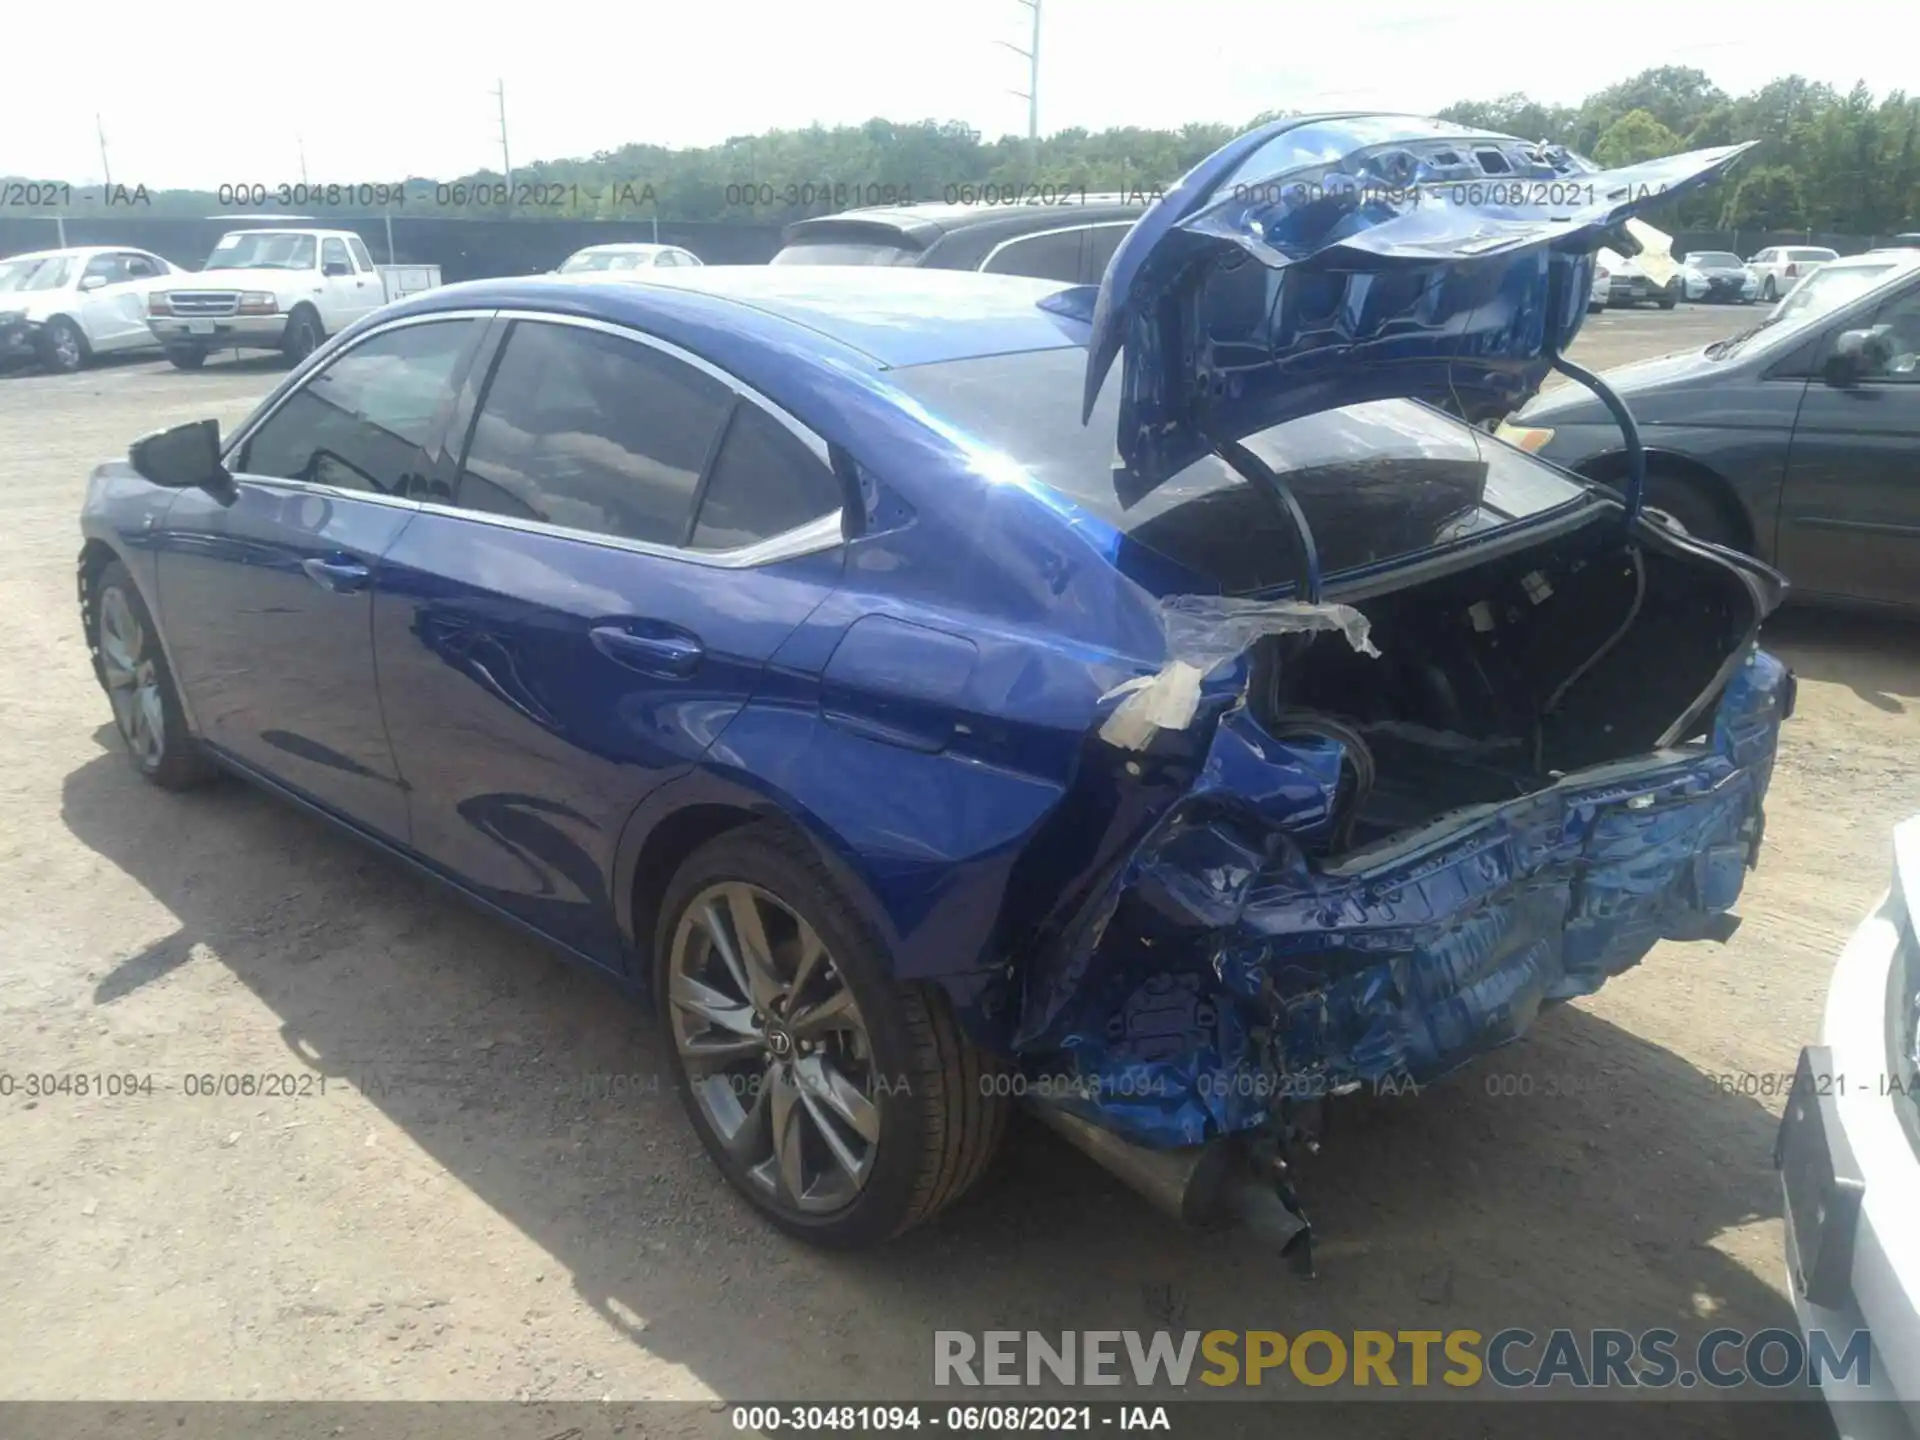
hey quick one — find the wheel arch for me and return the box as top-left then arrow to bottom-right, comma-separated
78,534 -> 202,736
612,769 -> 907,1005
1573,447 -> 1759,556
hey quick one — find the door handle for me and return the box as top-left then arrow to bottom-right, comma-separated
590,625 -> 703,676
301,555 -> 371,593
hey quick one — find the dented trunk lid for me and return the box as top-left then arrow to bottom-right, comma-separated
1081,113 -> 1755,487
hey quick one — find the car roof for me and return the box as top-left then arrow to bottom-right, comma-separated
569,242 -> 676,254
0,246 -> 153,263
782,197 -> 1155,249
396,265 -> 1087,369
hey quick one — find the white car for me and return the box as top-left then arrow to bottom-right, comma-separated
1679,250 -> 1759,303
1778,816 -> 1919,1439
555,242 -> 703,274
0,246 -> 181,373
1589,256 -> 1610,312
1748,245 -> 1839,303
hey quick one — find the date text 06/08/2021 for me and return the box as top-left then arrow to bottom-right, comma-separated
729,1406 -> 1169,1432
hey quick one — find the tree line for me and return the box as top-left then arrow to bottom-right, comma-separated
12,67 -> 1919,234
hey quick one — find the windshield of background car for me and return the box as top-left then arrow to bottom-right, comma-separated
891,346 -> 1591,594
203,233 -> 317,271
1691,252 -> 1743,267
770,241 -> 921,266
558,251 -> 652,272
0,256 -> 74,292
1773,262 -> 1899,323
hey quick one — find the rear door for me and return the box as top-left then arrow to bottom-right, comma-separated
156,314 -> 485,839
1776,277 -> 1920,606
980,225 -> 1089,284
373,314 -> 848,967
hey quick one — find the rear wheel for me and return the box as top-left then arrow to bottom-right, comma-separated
656,824 -> 1008,1247
37,317 -> 89,374
91,561 -> 215,789
1762,276 -> 1778,302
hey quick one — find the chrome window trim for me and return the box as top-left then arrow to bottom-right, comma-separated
413,499 -> 845,569
978,220 -> 1135,275
223,305 -> 847,571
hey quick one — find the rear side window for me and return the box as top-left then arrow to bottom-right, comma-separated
454,320 -> 732,545
981,228 -> 1087,283
238,319 -> 477,493
1081,224 -> 1129,283
347,237 -> 376,272
689,404 -> 842,550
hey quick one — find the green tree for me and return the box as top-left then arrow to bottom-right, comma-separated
1593,109 -> 1684,167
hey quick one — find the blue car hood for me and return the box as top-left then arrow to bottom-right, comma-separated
1082,113 -> 1755,485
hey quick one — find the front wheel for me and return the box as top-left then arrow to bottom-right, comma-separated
281,310 -> 322,366
164,347 -> 207,371
91,561 -> 215,789
656,824 -> 1008,1247
37,317 -> 89,374
1657,281 -> 1680,311
1762,277 -> 1778,302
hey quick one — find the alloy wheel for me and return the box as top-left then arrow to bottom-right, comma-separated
98,587 -> 164,769
667,881 -> 880,1216
49,322 -> 82,371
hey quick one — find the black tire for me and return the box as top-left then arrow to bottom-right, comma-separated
37,316 -> 89,374
655,823 -> 1008,1247
90,561 -> 216,790
1657,280 -> 1680,311
1636,467 -> 1743,550
164,347 -> 207,371
1762,276 -> 1778,302
282,309 -> 323,366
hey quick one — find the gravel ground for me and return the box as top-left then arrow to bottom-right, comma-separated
1,305 -> 1913,1437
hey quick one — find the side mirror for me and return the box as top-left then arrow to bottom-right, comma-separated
1824,327 -> 1892,387
79,274 -> 110,292
129,419 -> 235,499
322,259 -> 352,277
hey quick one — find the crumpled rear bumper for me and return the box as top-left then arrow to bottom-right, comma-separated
1018,649 -> 1792,1148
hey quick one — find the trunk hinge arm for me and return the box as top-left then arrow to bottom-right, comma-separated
1212,437 -> 1324,604
1551,353 -> 1647,524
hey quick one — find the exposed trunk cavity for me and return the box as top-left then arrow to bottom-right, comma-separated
1252,521 -> 1763,854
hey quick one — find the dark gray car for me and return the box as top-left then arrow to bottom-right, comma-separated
1503,249 -> 1920,611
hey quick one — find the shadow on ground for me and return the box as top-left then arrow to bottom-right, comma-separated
63,717 -> 1838,1438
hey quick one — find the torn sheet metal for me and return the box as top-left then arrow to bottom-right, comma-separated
1080,113 -> 1757,486
1100,594 -> 1379,749
1022,648 -> 1790,1149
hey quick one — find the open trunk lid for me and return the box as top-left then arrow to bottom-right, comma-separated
1081,113 -> 1754,486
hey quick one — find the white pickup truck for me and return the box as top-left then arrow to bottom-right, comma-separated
145,227 -> 440,369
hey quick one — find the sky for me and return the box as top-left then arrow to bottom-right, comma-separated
4,0 -> 1914,190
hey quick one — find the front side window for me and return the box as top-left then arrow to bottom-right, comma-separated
454,321 -> 732,545
689,404 -> 842,551
238,319 -> 478,494
1858,286 -> 1920,381
322,238 -> 351,273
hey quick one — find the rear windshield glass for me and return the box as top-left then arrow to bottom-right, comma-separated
890,347 -> 1589,594
1790,248 -> 1837,262
1690,252 -> 1742,267
771,241 -> 921,266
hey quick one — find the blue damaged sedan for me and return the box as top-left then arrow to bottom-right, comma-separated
79,114 -> 1793,1261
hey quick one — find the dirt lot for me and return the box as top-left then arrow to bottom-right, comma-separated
1,307 -> 1915,1434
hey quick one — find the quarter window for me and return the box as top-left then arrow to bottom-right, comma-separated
981,228 -> 1088,284
238,319 -> 478,494
454,320 -> 732,545
689,404 -> 842,551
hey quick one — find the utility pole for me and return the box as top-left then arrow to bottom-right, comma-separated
297,133 -> 309,185
997,0 -> 1041,168
493,79 -> 513,193
96,113 -> 112,190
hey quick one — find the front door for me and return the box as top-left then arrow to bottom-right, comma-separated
1776,278 -> 1920,608
154,315 -> 486,840
373,315 -> 847,967
76,253 -> 149,350
317,236 -> 377,333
